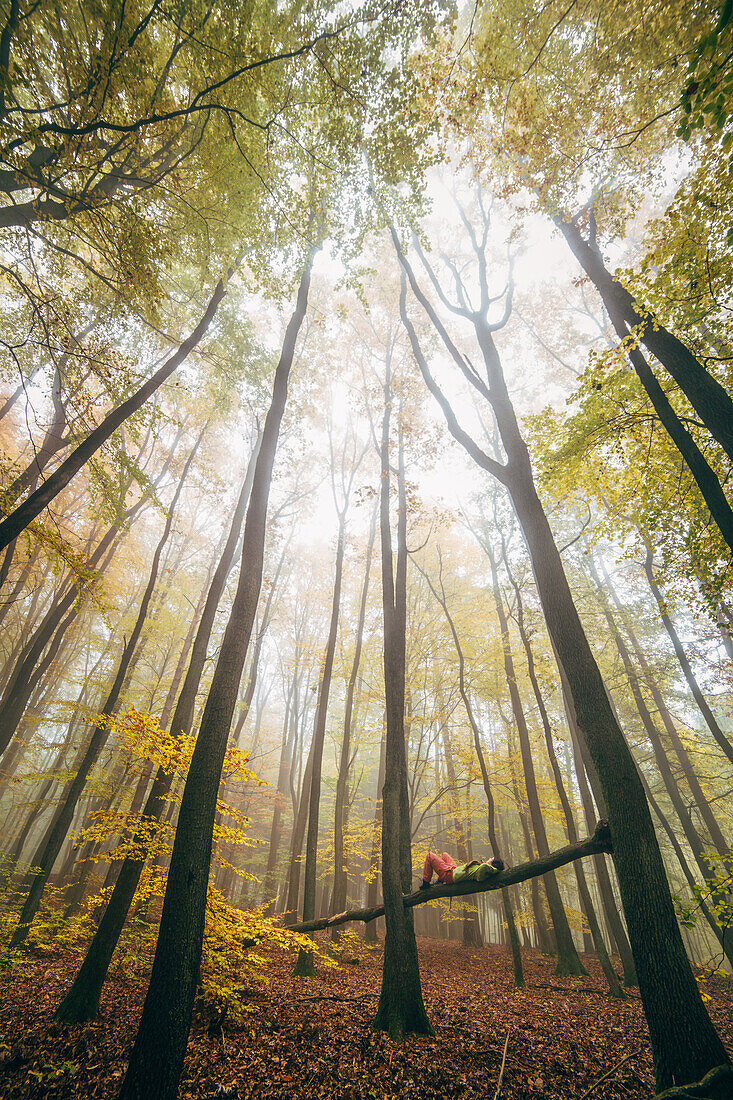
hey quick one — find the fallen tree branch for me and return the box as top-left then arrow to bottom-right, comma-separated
578,1048 -> 641,1100
287,822 -> 612,933
494,1030 -> 510,1100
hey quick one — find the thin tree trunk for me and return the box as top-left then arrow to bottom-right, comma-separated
8,432 -> 202,950
293,514 -> 346,975
331,509 -> 376,935
642,545 -> 733,766
440,719 -> 483,946
486,540 -> 585,975
600,558 -> 730,854
262,683 -> 297,913
0,278 -> 229,552
364,725 -> 386,945
507,572 -> 624,995
588,559 -> 723,889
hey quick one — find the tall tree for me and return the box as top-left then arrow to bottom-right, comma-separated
7,428 -> 204,950
119,246 -> 318,1100
53,432 -> 261,1024
372,352 -> 432,1039
391,194 -> 730,1088
331,506 -> 376,933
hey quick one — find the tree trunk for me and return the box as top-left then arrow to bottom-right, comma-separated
642,545 -> 733,766
449,642 -> 523,979
566,720 -> 638,987
372,358 -> 432,1039
556,214 -> 733,466
331,509 -> 376,936
508,573 -> 624,995
118,249 -> 316,1100
262,681 -> 298,914
440,718 -> 483,947
600,557 -> 730,854
8,432 -> 201,950
53,430 -> 262,1024
0,278 -> 229,552
588,560 -> 724,892
364,725 -> 386,945
487,540 -> 585,975
395,229 -> 729,1089
638,768 -> 731,966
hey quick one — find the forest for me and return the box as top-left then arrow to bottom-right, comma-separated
0,1 -> 732,1098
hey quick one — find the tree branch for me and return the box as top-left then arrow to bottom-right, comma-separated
287,822 -> 612,933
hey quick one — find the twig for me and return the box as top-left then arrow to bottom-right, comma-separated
578,1049 -> 642,1100
493,1030 -> 510,1100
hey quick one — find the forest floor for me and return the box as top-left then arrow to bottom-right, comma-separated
0,936 -> 731,1100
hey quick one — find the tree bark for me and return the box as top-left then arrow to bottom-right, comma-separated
54,431 -> 262,1024
394,226 -> 729,1089
0,277 -> 230,552
8,431 -> 201,950
118,249 -> 316,1100
372,356 -> 432,1039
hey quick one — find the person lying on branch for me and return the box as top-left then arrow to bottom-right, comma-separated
420,851 -> 505,890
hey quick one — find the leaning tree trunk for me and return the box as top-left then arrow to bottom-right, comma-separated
599,556 -> 731,855
290,824 -> 615,932
53,432 -> 262,1024
0,278 -> 230,553
0,456 -> 160,760
118,248 -> 317,1100
556,214 -> 733,467
588,561 -> 725,889
8,432 -> 201,950
641,544 -> 733,766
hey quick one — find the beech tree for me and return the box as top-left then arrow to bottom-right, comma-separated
388,189 -> 730,1089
